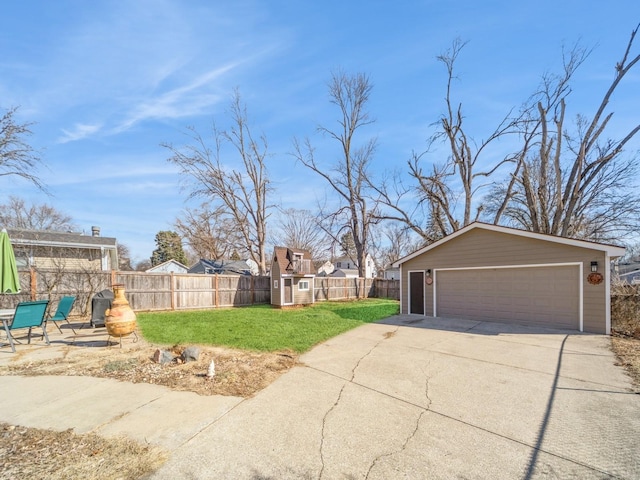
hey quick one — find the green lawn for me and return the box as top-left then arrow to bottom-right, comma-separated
137,298 -> 399,353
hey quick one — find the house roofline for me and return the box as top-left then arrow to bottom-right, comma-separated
393,222 -> 627,267
148,259 -> 188,269
11,238 -> 117,249
7,228 -> 117,249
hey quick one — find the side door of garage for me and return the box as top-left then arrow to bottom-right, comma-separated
409,271 -> 424,315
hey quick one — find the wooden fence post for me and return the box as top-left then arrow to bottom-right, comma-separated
170,272 -> 175,311
30,267 -> 37,300
214,275 -> 219,308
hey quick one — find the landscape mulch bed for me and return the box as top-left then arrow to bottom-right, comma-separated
1,341 -> 298,397
0,422 -> 166,480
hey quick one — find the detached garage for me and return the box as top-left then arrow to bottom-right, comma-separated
393,223 -> 626,334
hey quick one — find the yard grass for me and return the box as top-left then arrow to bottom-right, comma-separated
137,298 -> 399,353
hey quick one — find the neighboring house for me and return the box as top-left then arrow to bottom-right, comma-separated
316,260 -> 334,277
393,222 -> 625,334
271,247 -> 315,307
7,226 -> 118,271
146,259 -> 188,274
332,254 -> 376,278
617,262 -> 640,285
331,268 -> 359,278
188,258 -> 254,275
383,266 -> 400,280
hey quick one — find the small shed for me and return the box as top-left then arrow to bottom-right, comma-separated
271,247 -> 315,307
393,222 -> 625,334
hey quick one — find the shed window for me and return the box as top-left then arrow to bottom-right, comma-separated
298,280 -> 309,291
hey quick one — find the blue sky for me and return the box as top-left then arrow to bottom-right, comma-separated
1,1 -> 639,263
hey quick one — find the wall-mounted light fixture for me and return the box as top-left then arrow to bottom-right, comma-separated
590,261 -> 598,273
426,269 -> 432,277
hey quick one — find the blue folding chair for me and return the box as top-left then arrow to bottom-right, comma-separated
1,300 -> 50,353
46,296 -> 77,334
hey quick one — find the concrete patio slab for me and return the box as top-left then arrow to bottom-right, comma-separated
96,389 -> 243,450
1,314 -> 638,479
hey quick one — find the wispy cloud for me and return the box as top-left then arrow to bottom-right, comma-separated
46,158 -> 181,187
114,62 -> 240,133
57,122 -> 103,144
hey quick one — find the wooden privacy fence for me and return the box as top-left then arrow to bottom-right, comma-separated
117,272 -> 271,311
0,269 -> 400,317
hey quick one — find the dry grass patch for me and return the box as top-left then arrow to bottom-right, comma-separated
0,422 -> 166,480
0,340 -> 297,398
610,285 -> 640,389
611,336 -> 640,390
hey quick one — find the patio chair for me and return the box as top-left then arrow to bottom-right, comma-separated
1,300 -> 50,353
46,296 -> 77,334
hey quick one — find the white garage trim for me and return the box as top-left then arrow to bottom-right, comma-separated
399,265 -> 403,312
605,254 -> 611,334
433,262 -> 584,332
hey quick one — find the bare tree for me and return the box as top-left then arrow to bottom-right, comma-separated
373,40 -> 520,241
164,90 -> 272,274
293,71 -> 380,277
368,169 -> 436,243
414,39 -> 520,236
0,106 -> 44,191
488,25 -> 640,242
117,243 -> 133,271
374,223 -> 423,270
377,28 -> 640,244
0,196 -> 76,231
134,259 -> 152,272
271,208 -> 331,260
174,203 -> 243,261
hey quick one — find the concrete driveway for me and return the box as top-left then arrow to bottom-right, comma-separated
151,315 -> 640,479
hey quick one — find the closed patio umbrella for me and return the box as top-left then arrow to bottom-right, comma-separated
0,228 -> 21,293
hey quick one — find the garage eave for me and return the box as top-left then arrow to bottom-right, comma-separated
393,222 -> 626,267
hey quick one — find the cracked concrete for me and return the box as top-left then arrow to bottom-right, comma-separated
2,315 -> 638,479
319,326 -> 400,479
364,357 -> 433,479
149,316 -> 639,479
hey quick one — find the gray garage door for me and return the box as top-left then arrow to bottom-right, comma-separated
436,265 -> 580,329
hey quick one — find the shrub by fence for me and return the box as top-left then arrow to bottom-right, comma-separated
0,269 -> 400,317
611,284 -> 640,338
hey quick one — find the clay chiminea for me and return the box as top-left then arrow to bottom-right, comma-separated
104,284 -> 137,338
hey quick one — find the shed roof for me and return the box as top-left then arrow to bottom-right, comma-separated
393,222 -> 626,267
272,246 -> 312,274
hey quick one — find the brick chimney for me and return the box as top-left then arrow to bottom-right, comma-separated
91,226 -> 101,237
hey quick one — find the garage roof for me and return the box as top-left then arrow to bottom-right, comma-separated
393,222 -> 627,267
